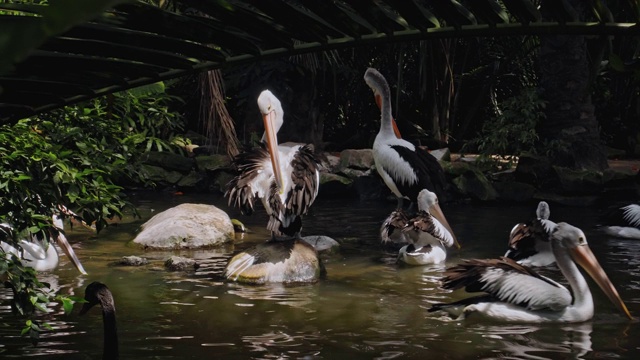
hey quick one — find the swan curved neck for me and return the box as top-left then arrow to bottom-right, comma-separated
102,302 -> 119,360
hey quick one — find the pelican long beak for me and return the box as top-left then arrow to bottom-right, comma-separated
571,245 -> 632,320
263,110 -> 283,194
430,202 -> 460,249
55,231 -> 87,275
375,94 -> 402,139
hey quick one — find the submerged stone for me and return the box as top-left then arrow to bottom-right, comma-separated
118,255 -> 149,266
165,256 -> 199,271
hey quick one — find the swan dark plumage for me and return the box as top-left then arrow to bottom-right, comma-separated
80,281 -> 118,360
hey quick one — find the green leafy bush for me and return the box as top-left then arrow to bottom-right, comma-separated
465,87 -> 546,168
0,82 -> 185,342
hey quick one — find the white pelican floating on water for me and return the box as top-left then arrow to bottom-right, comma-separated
381,189 -> 459,265
429,222 -> 632,323
226,90 -> 320,239
364,68 -> 448,209
598,203 -> 640,239
504,201 -> 557,267
1,207 -> 88,274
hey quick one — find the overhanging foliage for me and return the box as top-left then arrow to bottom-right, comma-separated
1,0 -> 640,123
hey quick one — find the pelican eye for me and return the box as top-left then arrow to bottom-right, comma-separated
578,236 -> 586,244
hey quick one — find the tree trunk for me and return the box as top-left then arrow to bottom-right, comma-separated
538,0 -> 608,171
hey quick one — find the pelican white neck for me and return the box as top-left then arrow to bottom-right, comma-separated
364,68 -> 395,136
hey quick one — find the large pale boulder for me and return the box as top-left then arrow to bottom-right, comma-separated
133,203 -> 234,249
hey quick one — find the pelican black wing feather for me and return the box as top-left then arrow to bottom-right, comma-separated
246,240 -> 296,265
404,210 -> 436,233
380,209 -> 409,243
505,220 -> 548,262
428,295 -> 497,313
441,257 -> 570,310
390,145 -> 447,202
285,144 -> 320,216
442,257 -> 559,293
225,145 -> 270,215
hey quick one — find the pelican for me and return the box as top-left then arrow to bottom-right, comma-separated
80,282 -> 118,360
0,208 -> 88,274
504,201 -> 557,267
381,189 -> 459,265
226,90 -> 320,239
429,223 -> 633,323
598,203 -> 640,239
364,68 -> 448,209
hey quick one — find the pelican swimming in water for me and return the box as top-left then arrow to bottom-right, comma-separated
364,68 -> 448,209
598,203 -> 640,239
429,222 -> 633,323
226,89 -> 320,239
381,189 -> 459,265
504,201 -> 557,267
0,206 -> 88,274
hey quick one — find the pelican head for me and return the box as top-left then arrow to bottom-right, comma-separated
417,189 -> 460,249
536,201 -> 550,220
257,90 -> 284,193
52,215 -> 87,275
364,68 -> 390,103
364,68 -> 401,138
552,222 -> 633,320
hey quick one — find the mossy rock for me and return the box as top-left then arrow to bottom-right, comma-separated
141,151 -> 194,173
319,172 -> 353,197
339,149 -> 375,171
140,164 -> 183,185
514,153 -> 555,186
452,168 -> 498,201
177,170 -> 206,189
553,166 -> 603,194
493,181 -> 536,202
195,154 -> 231,172
442,161 -> 474,178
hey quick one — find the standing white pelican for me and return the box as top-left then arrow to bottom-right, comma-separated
429,223 -> 633,323
226,90 -> 320,239
364,68 -> 448,209
598,203 -> 640,239
504,201 -> 557,267
0,208 -> 87,274
381,189 -> 459,265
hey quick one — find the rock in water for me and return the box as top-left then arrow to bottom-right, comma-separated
133,203 -> 234,249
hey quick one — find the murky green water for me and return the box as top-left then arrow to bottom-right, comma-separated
1,192 -> 640,359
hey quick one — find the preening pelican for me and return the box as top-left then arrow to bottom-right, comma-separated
598,203 -> 640,239
429,222 -> 633,323
381,189 -> 458,265
0,208 -> 88,274
504,201 -> 557,267
226,90 -> 320,239
224,239 -> 323,284
364,68 -> 448,209
80,282 -> 118,360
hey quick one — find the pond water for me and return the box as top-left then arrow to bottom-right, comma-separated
1,192 -> 640,359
